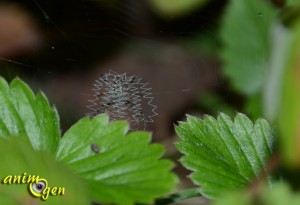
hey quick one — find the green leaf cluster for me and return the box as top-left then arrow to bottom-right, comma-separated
56,115 -> 177,205
0,77 -> 177,205
1,75 -> 298,205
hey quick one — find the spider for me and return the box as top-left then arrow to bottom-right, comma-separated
87,70 -> 157,130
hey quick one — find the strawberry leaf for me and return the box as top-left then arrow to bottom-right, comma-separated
0,77 -> 59,154
56,114 -> 178,205
176,113 -> 274,198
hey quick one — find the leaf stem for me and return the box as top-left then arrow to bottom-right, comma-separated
155,188 -> 202,205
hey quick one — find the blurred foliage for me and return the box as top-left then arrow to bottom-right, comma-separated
287,0 -> 300,6
244,94 -> 263,120
278,16 -> 300,168
213,191 -> 251,205
149,0 -> 210,18
220,0 -> 277,96
185,31 -> 220,56
0,137 -> 90,205
176,113 -> 273,198
213,182 -> 300,205
197,92 -> 235,117
262,23 -> 290,122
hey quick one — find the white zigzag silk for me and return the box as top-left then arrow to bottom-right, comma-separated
87,70 -> 157,130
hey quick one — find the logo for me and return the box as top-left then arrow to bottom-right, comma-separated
1,173 -> 65,201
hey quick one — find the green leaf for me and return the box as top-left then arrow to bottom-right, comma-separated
213,191 -> 251,205
262,23 -> 292,122
244,93 -> 263,120
149,0 -> 209,18
176,113 -> 273,198
213,182 -> 300,205
220,0 -> 277,96
278,18 -> 300,167
260,182 -> 300,205
0,77 -> 59,154
287,0 -> 300,6
56,114 -> 177,205
0,137 -> 90,205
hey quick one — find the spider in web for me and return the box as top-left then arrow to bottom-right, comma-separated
87,70 -> 157,130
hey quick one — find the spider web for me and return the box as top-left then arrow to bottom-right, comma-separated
0,0 -> 222,132
87,70 -> 157,130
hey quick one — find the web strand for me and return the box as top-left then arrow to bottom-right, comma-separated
87,70 -> 158,130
